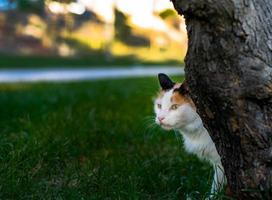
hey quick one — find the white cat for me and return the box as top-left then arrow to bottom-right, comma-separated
154,73 -> 226,198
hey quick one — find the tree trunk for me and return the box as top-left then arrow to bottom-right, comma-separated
170,0 -> 272,199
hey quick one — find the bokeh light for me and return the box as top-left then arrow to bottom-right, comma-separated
0,0 -> 188,66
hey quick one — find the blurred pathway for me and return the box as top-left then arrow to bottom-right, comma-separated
0,66 -> 184,83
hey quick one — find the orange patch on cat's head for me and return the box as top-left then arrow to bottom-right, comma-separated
157,83 -> 180,99
171,91 -> 196,109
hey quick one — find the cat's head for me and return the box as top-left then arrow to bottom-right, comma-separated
154,73 -> 195,130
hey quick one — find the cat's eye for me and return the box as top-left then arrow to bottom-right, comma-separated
170,104 -> 179,110
157,104 -> 162,109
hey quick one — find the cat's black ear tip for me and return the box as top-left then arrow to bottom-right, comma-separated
157,73 -> 174,90
158,73 -> 167,79
158,73 -> 170,81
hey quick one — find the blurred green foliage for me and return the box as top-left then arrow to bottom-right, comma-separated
1,2 -> 186,66
159,9 -> 177,19
16,0 -> 45,13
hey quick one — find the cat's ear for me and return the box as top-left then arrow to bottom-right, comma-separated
158,73 -> 175,90
178,81 -> 190,95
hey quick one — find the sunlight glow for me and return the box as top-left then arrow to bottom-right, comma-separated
68,2 -> 86,15
80,0 -> 174,25
48,1 -> 68,14
47,0 -> 180,33
80,0 -> 114,22
48,1 -> 86,15
131,15 -> 167,31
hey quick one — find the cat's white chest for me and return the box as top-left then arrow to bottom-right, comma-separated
183,134 -> 204,152
179,125 -> 220,164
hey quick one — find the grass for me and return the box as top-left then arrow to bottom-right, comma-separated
0,54 -> 182,68
0,77 -> 217,199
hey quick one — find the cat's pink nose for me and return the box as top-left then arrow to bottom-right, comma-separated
158,117 -> 165,122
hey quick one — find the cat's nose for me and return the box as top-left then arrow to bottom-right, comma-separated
158,117 -> 165,122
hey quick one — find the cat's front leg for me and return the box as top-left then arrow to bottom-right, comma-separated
209,164 -> 226,199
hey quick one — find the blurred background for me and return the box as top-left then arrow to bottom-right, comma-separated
0,1 -> 215,199
0,0 -> 187,67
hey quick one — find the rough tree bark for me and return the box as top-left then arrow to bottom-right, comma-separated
170,0 -> 272,199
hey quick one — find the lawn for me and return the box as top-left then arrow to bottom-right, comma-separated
0,77 -> 214,199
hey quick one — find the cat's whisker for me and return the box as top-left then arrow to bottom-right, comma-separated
143,116 -> 155,121
142,120 -> 156,127
173,130 -> 183,144
143,120 -> 160,135
143,117 -> 155,122
146,122 -> 157,130
142,116 -> 156,127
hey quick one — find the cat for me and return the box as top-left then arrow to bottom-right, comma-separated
154,73 -> 226,198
